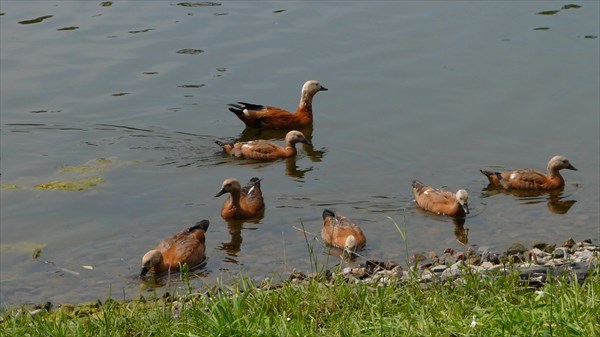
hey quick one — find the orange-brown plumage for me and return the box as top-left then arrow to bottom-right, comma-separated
321,209 -> 366,254
140,220 -> 209,276
412,180 -> 469,217
480,155 -> 577,190
227,80 -> 328,129
215,177 -> 265,221
215,130 -> 310,161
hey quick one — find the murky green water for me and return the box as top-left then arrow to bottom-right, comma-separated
1,1 -> 598,306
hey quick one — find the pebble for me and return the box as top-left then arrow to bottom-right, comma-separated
336,238 -> 598,286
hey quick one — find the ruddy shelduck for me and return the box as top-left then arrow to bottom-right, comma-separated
140,220 -> 209,276
215,177 -> 265,221
412,180 -> 469,217
480,155 -> 577,190
227,80 -> 328,129
321,209 -> 366,254
215,130 -> 310,161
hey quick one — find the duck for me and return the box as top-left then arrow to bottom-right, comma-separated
215,130 -> 310,161
412,180 -> 469,217
227,80 -> 328,129
321,209 -> 366,254
480,155 -> 577,190
140,220 -> 209,276
215,177 -> 265,221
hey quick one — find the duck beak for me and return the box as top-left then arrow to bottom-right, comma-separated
462,203 -> 470,215
140,267 -> 150,277
215,188 -> 226,197
320,86 -> 328,91
301,139 -> 312,145
567,164 -> 577,171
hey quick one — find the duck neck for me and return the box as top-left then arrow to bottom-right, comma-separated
548,167 -> 564,184
229,190 -> 242,208
285,144 -> 298,156
298,91 -> 315,114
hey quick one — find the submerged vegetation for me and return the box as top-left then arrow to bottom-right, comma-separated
1,157 -> 139,191
1,265 -> 598,336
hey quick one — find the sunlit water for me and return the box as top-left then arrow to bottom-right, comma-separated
1,1 -> 598,306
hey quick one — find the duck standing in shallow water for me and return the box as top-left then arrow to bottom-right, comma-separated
480,155 -> 577,190
215,177 -> 265,221
412,180 -> 469,217
321,209 -> 366,255
227,80 -> 328,129
215,130 -> 310,161
140,220 -> 209,276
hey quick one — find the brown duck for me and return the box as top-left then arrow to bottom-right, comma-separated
227,80 -> 328,129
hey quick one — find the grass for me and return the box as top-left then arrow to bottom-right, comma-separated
1,265 -> 598,336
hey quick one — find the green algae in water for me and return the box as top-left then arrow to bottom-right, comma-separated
0,241 -> 46,255
1,184 -> 23,190
35,177 -> 105,191
59,158 -> 114,173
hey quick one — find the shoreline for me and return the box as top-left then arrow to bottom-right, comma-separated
2,237 -> 597,314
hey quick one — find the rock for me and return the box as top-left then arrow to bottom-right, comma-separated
479,261 -> 496,270
552,247 -> 569,259
431,264 -> 447,273
508,254 -> 524,263
466,254 -> 482,265
428,251 -> 439,262
560,238 -> 576,248
506,243 -> 527,255
452,251 -> 465,261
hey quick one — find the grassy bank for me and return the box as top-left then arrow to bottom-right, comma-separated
1,264 -> 598,337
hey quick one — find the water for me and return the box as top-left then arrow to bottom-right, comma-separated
1,1 -> 598,306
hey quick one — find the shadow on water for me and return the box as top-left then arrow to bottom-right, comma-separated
481,185 -> 578,215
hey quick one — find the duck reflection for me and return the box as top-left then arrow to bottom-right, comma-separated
217,219 -> 260,262
453,218 -> 469,245
482,185 -> 577,214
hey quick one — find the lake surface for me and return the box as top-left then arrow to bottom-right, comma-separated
1,1 -> 598,307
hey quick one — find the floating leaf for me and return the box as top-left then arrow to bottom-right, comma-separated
537,10 -> 559,15
176,49 -> 204,55
57,26 -> 79,31
19,15 -> 53,25
176,2 -> 221,7
82,265 -> 94,270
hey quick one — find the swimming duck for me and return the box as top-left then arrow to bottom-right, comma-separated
321,209 -> 366,254
140,220 -> 209,276
215,177 -> 265,221
215,130 -> 310,161
412,180 -> 469,217
227,80 -> 328,129
480,155 -> 577,190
